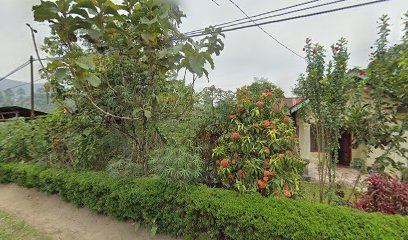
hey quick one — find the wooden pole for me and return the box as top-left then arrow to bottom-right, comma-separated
30,55 -> 35,120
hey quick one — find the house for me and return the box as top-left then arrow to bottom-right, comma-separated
285,98 -> 408,183
0,106 -> 47,122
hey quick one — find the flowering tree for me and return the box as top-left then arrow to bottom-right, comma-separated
213,83 -> 305,197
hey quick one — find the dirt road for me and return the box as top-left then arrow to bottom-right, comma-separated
0,184 -> 178,240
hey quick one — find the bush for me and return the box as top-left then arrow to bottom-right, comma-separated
1,162 -> 407,239
213,87 -> 305,197
149,144 -> 204,187
354,174 -> 408,215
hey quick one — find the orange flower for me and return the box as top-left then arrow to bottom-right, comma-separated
233,153 -> 239,158
263,120 -> 270,127
270,125 -> 276,130
279,153 -> 285,158
286,150 -> 293,157
364,88 -> 369,94
261,96 -> 266,100
263,176 -> 269,182
228,174 -> 233,184
267,91 -> 272,96
265,163 -> 271,169
215,160 -> 220,165
257,180 -> 266,189
221,159 -> 229,167
249,97 -> 254,101
264,171 -> 271,176
284,190 -> 292,198
265,158 -> 270,163
294,134 -> 298,139
232,160 -> 237,166
256,101 -> 263,107
283,116 -> 290,123
230,114 -> 237,119
263,147 -> 270,154
238,169 -> 246,178
254,123 -> 260,128
231,132 -> 240,140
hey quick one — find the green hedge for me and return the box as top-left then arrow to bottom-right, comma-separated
0,163 -> 407,239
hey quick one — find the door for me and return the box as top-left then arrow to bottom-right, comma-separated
338,131 -> 352,166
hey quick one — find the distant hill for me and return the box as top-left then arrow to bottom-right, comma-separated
0,79 -> 55,113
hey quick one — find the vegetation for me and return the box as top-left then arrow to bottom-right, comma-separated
354,174 -> 408,215
213,85 -> 305,197
1,162 -> 408,240
294,38 -> 351,203
0,209 -> 50,240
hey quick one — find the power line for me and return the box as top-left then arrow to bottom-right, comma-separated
0,58 -> 46,83
226,0 -> 305,60
185,0 -> 321,36
184,0 -> 390,38
186,0 -> 349,37
0,61 -> 30,82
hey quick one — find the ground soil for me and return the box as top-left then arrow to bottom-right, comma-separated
0,184 -> 179,240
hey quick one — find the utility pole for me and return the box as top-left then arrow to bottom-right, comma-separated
30,55 -> 35,120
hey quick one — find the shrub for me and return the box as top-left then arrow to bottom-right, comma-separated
354,174 -> 408,215
149,144 -> 203,187
213,87 -> 305,197
1,162 -> 408,239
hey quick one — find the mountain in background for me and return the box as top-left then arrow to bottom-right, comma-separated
0,79 -> 56,113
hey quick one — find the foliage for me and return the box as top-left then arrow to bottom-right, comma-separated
354,174 -> 408,215
149,144 -> 204,187
213,83 -> 305,197
294,38 -> 351,203
1,162 -> 408,239
0,117 -> 50,163
347,14 -> 408,176
33,0 -> 224,175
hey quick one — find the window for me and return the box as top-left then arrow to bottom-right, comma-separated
310,124 -> 326,152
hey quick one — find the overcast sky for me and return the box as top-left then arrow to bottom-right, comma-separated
1,0 -> 407,96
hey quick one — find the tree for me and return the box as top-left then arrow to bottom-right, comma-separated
213,82 -> 305,197
33,0 -> 224,174
294,38 -> 351,203
347,14 -> 408,176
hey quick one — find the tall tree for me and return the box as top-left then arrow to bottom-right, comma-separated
33,0 -> 224,174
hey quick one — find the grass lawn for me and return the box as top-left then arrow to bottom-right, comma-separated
302,181 -> 357,204
0,209 -> 49,240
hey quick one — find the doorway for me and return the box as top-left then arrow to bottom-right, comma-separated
338,131 -> 352,166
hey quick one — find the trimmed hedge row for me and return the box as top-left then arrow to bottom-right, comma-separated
0,163 -> 407,239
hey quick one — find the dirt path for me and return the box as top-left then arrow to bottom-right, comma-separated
0,184 -> 179,240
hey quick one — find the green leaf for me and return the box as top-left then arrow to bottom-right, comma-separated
76,56 -> 96,70
33,1 -> 59,22
83,73 -> 101,87
189,55 -> 205,77
75,0 -> 97,11
140,16 -> 158,25
55,68 -> 69,81
133,2 -> 141,12
144,110 -> 152,120
150,225 -> 158,236
141,33 -> 156,44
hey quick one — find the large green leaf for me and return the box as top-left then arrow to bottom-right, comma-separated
32,1 -> 59,22
76,56 -> 96,70
189,55 -> 205,77
83,73 -> 101,87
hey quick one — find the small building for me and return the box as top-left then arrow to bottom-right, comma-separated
289,99 -> 408,183
0,106 -> 47,122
